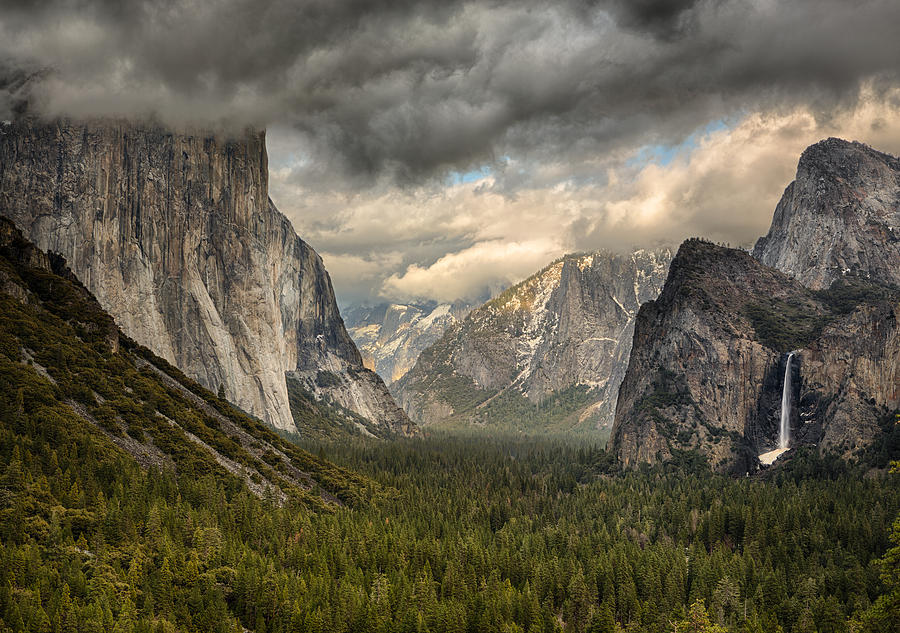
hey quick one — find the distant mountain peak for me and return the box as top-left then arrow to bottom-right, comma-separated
396,246 -> 674,434
345,300 -> 473,386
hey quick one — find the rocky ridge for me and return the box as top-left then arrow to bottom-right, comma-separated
396,248 -> 672,433
611,239 -> 899,471
345,301 -> 473,385
754,137 -> 900,290
0,117 -> 413,436
612,138 -> 900,471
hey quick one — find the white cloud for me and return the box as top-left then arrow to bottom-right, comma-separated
381,239 -> 562,303
573,83 -> 900,251
269,85 -> 900,305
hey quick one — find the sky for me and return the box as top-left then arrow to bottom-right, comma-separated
2,0 -> 900,307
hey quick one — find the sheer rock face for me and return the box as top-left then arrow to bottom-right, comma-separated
396,249 -> 672,432
610,240 -> 899,472
611,241 -> 807,471
753,138 -> 900,290
797,300 -> 900,456
614,139 -> 900,471
0,117 -> 413,435
345,301 -> 472,385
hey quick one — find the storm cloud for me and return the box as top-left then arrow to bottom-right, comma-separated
3,0 -> 899,179
2,0 -> 900,303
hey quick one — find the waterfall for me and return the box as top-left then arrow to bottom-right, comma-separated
778,352 -> 794,449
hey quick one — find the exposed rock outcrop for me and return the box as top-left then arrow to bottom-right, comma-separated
614,139 -> 900,470
753,138 -> 900,290
795,300 -> 900,456
0,216 -> 371,505
610,239 -> 899,471
396,249 -> 672,433
345,301 -> 473,385
0,117 -> 413,435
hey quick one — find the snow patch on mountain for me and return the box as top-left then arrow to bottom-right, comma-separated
345,300 -> 474,385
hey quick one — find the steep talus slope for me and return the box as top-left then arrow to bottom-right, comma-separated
345,301 -> 472,385
754,137 -> 900,290
397,249 -> 672,432
0,217 -> 373,507
611,239 -> 899,471
0,117 -> 412,436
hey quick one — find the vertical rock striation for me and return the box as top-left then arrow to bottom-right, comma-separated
752,137 -> 900,460
396,248 -> 672,432
0,117 -> 413,435
795,300 -> 900,456
614,139 -> 900,471
610,241 -> 815,471
610,237 -> 900,471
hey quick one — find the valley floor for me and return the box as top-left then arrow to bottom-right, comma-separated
2,430 -> 899,633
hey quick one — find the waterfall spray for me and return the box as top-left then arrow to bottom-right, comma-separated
778,352 -> 794,450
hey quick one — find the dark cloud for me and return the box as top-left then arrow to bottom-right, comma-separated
1,0 -> 899,187
600,0 -> 706,37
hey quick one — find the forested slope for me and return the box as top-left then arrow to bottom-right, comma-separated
1,216 -> 898,632
0,216 -> 375,629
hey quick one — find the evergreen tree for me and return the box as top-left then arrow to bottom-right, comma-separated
857,462 -> 900,632
674,600 -> 726,633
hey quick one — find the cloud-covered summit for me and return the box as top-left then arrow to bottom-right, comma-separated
4,0 -> 899,183
2,1 -> 900,304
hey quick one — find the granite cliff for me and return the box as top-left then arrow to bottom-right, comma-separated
0,216 -> 372,505
613,139 -> 900,471
754,137 -> 900,290
611,239 -> 899,471
0,117 -> 413,436
396,249 -> 672,433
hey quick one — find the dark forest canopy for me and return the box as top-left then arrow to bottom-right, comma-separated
1,426 -> 899,632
